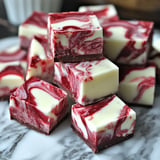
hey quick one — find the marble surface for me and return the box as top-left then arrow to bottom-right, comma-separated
0,36 -> 160,160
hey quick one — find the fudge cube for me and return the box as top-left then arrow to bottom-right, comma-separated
79,4 -> 119,27
0,61 -> 26,98
19,11 -> 47,49
148,38 -> 160,81
9,77 -> 68,134
0,45 -> 27,62
26,36 -> 54,82
118,65 -> 156,106
48,12 -> 103,62
53,57 -> 119,105
103,20 -> 154,65
71,95 -> 136,153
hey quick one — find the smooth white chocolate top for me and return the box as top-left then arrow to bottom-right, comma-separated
49,12 -> 101,31
64,58 -> 118,81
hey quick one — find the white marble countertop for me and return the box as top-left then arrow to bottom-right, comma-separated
1,36 -> 160,160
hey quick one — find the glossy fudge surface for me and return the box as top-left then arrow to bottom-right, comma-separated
0,61 -> 25,98
53,57 -> 119,105
79,4 -> 119,26
19,11 -> 47,49
48,12 -> 103,62
119,65 -> 155,106
71,95 -> 136,153
26,36 -> 54,82
103,20 -> 154,65
0,45 -> 27,62
9,78 -> 68,134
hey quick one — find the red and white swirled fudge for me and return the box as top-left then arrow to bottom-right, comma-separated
118,65 -> 156,106
71,95 -> 136,153
19,11 -> 47,49
26,36 -> 54,82
103,20 -> 154,65
0,61 -> 26,99
9,77 -> 68,134
78,4 -> 119,27
48,12 -> 103,62
53,57 -> 119,105
0,45 -> 27,62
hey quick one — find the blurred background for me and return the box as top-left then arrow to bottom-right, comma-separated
0,0 -> 160,39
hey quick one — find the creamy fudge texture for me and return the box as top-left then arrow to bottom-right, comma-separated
71,95 -> 136,153
19,11 -> 47,49
118,65 -> 155,106
9,77 -> 68,134
53,57 -> 119,105
78,4 -> 119,27
26,36 -> 54,82
48,12 -> 103,62
0,45 -> 27,62
0,61 -> 25,98
103,20 -> 154,65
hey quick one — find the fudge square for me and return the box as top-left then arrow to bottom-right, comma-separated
26,36 -> 54,82
9,77 -> 68,134
0,61 -> 26,99
118,65 -> 156,106
103,20 -> 154,65
0,45 -> 27,62
19,11 -> 47,49
48,12 -> 103,62
71,95 -> 136,153
53,57 -> 119,105
78,4 -> 119,27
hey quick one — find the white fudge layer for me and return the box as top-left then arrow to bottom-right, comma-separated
119,66 -> 155,105
72,95 -> 136,140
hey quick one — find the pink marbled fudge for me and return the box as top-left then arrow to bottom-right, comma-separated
0,45 -> 27,98
103,20 -> 154,65
79,4 -> 119,27
9,77 -> 68,134
26,36 -> 54,82
53,57 -> 119,105
48,12 -> 103,62
71,95 -> 136,153
0,61 -> 26,98
18,11 -> 47,49
118,65 -> 156,106
0,45 -> 27,62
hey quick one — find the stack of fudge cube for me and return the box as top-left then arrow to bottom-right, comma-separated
2,4 -> 156,153
79,5 -> 156,106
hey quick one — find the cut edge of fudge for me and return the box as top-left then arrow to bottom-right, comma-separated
71,95 -> 136,153
9,77 -> 69,134
48,11 -> 103,62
